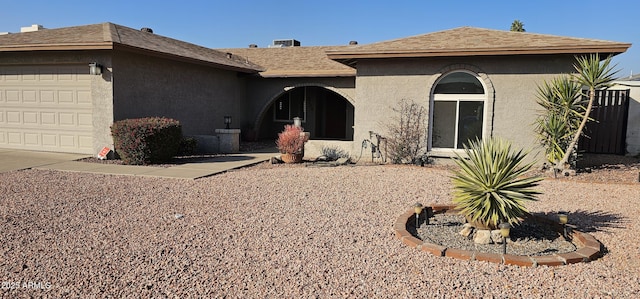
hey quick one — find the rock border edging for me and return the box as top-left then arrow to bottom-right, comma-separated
394,205 -> 603,267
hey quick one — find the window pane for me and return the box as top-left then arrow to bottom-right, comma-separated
432,101 -> 456,148
434,72 -> 484,94
290,88 -> 305,120
456,101 -> 484,148
274,95 -> 289,120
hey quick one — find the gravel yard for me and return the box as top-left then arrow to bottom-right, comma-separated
1,161 -> 639,298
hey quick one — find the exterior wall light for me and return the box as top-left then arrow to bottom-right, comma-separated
224,116 -> 232,129
414,203 -> 423,227
89,62 -> 102,75
558,212 -> 568,239
499,222 -> 511,254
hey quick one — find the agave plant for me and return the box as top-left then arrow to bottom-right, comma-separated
452,138 -> 543,228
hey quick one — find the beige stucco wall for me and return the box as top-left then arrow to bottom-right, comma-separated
611,81 -> 640,155
0,50 -> 114,154
243,76 -> 355,138
353,55 -> 577,162
112,51 -> 247,137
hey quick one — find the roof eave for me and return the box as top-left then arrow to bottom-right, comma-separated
0,42 -> 114,52
258,70 -> 356,78
327,45 -> 632,60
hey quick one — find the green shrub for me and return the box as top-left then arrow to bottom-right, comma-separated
321,146 -> 349,161
178,137 -> 198,156
111,117 -> 182,165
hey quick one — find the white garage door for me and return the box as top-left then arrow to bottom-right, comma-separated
0,65 -> 93,154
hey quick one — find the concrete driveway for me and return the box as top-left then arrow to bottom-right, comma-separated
0,149 -> 89,173
0,148 -> 279,179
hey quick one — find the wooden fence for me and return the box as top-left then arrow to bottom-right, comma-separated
578,89 -> 630,154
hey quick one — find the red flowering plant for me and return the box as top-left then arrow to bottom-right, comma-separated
276,125 -> 309,154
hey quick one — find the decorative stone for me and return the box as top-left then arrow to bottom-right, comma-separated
490,229 -> 505,244
474,229 -> 493,244
459,223 -> 474,238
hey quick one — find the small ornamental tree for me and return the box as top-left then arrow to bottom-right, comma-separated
385,99 -> 427,164
510,20 -> 525,32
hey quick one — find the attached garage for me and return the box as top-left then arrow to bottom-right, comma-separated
0,22 -> 262,156
0,64 -> 93,154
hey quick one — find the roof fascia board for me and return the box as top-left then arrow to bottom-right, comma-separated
327,45 -> 631,59
259,70 -> 356,78
0,42 -> 114,52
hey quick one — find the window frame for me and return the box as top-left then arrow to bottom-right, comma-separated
273,87 -> 307,123
429,71 -> 488,156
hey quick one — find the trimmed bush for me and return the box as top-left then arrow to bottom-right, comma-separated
177,137 -> 198,156
111,117 -> 183,165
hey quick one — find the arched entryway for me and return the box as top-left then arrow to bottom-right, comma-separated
257,86 -> 354,141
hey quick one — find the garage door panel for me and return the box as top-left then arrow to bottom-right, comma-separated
59,113 -> 75,126
77,90 -> 91,103
7,111 -> 20,123
7,132 -> 21,144
23,112 -> 38,124
0,65 -> 93,154
0,129 -> 92,152
41,112 -> 56,125
6,90 -> 20,102
24,133 -> 39,145
42,134 -> 56,146
1,108 -> 91,127
40,90 -> 55,102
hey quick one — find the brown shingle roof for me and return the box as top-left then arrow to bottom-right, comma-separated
0,23 -> 263,73
219,46 -> 356,78
327,27 -> 631,61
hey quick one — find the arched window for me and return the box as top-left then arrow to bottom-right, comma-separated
431,71 -> 486,150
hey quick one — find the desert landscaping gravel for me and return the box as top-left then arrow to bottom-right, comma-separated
1,163 -> 639,298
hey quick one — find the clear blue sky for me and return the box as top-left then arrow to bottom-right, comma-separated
1,0 -> 638,77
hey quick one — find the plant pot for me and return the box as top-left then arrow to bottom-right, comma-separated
281,153 -> 303,163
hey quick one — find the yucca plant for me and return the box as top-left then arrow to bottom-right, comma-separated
555,54 -> 619,170
534,75 -> 584,165
452,138 -> 543,228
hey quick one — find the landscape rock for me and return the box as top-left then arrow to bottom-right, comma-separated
490,229 -> 504,244
474,230 -> 493,244
459,223 -> 474,238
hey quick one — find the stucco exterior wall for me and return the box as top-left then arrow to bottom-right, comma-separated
611,81 -> 640,155
112,51 -> 247,136
353,55 -> 576,161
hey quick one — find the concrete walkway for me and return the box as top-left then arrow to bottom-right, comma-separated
0,148 -> 278,179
